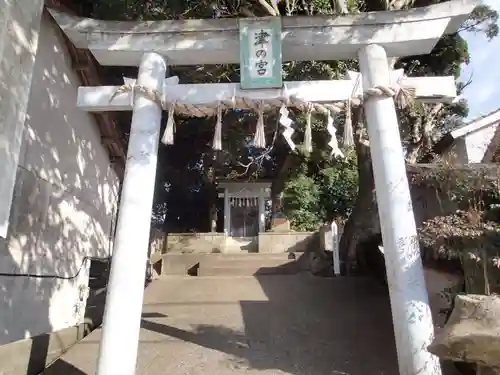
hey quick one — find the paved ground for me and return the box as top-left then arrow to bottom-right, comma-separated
42,275 -> 457,375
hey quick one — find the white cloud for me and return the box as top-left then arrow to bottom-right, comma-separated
459,0 -> 500,119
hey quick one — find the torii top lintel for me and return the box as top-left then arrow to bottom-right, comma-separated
48,0 -> 478,67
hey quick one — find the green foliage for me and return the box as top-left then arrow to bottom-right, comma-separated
410,164 -> 500,207
79,0 -> 216,20
461,4 -> 499,40
283,151 -> 358,230
317,151 -> 359,222
283,174 -> 323,231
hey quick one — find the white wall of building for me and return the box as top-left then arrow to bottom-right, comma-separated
0,0 -> 44,238
441,125 -> 499,164
0,12 -> 120,345
464,124 -> 498,163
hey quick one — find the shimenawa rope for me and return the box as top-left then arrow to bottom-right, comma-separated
109,78 -> 414,152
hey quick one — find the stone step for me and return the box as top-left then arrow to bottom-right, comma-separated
198,263 -> 299,276
201,253 -> 294,262
198,254 -> 299,276
202,258 -> 296,268
200,259 -> 295,268
161,253 -> 298,276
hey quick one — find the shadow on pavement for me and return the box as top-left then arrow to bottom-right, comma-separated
41,359 -> 87,374
139,276 -> 399,375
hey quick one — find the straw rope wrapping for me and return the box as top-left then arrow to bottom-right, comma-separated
360,81 -> 416,110
161,104 -> 176,145
166,96 -> 346,117
109,83 -> 163,107
109,79 -> 415,118
109,83 -> 347,116
253,101 -> 267,149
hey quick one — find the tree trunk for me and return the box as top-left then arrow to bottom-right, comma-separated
338,15 -> 407,273
339,108 -> 380,274
271,153 -> 295,217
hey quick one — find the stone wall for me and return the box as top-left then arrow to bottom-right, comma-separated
411,183 -> 459,227
166,233 -> 229,253
165,231 -> 319,255
0,13 -> 120,346
258,232 -> 319,253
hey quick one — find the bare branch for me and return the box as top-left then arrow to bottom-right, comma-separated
271,0 -> 280,14
423,103 -> 444,135
300,0 -> 312,15
406,102 -> 444,163
235,116 -> 281,178
330,0 -> 348,14
459,20 -> 492,34
411,115 -> 422,143
256,0 -> 278,15
461,72 -> 474,92
284,0 -> 296,15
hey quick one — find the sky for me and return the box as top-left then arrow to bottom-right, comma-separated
459,0 -> 500,120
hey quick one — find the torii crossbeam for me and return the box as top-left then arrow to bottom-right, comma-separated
77,74 -> 457,112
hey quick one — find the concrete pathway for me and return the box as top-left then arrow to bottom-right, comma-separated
42,275 -> 456,375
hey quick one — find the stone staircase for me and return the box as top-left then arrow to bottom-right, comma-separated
161,253 -> 301,277
198,253 -> 299,276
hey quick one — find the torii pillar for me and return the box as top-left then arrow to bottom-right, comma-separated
359,44 -> 441,375
96,52 -> 167,375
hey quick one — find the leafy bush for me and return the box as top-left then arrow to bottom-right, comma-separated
283,175 -> 322,231
415,163 -> 500,296
283,151 -> 358,231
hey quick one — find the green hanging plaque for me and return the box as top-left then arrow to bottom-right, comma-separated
239,17 -> 283,90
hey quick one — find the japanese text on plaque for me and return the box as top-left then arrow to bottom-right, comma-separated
251,29 -> 272,77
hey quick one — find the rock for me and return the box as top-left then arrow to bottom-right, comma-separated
270,212 -> 291,232
428,294 -> 500,368
309,250 -> 334,277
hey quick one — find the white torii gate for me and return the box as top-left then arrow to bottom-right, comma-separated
49,2 -> 477,375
